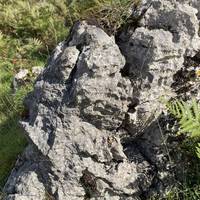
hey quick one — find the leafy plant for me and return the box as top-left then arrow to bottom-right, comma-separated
167,98 -> 200,173
167,98 -> 200,159
167,98 -> 200,138
196,143 -> 200,159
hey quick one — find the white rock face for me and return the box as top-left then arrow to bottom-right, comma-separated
14,69 -> 29,80
13,67 -> 44,91
13,69 -> 29,91
4,0 -> 200,199
32,66 -> 43,76
177,0 -> 200,19
140,0 -> 200,56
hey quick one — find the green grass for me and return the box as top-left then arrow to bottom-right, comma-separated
0,23 -> 47,187
150,184 -> 200,200
149,154 -> 200,200
0,120 -> 27,187
0,42 -> 34,186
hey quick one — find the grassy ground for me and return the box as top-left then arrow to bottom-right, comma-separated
0,0 -> 200,199
0,35 -> 45,187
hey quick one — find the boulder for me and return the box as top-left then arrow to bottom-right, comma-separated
5,22 -> 140,200
4,0 -> 200,199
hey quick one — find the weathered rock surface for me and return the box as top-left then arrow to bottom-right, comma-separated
32,66 -> 43,76
13,69 -> 29,91
178,0 -> 200,19
120,0 -> 200,131
4,0 -> 200,199
12,67 -> 43,92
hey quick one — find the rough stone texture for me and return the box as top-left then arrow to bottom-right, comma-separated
177,0 -> 200,19
13,69 -> 29,91
5,22 -> 139,200
13,67 -> 43,92
4,0 -> 200,200
32,66 -> 43,76
119,0 -> 200,134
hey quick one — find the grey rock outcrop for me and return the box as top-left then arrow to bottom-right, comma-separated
4,0 -> 200,199
5,22 -> 139,200
119,0 -> 200,134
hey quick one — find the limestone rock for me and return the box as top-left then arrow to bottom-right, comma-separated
119,0 -> 200,135
13,69 -> 29,91
4,0 -> 200,199
32,66 -> 43,76
177,0 -> 200,19
4,22 -> 139,200
12,67 -> 44,91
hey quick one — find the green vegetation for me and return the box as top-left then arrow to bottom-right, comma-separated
150,184 -> 200,200
167,99 -> 200,158
66,0 -> 139,34
166,99 -> 200,200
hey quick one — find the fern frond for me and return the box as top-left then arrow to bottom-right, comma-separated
28,38 -> 43,48
167,98 -> 200,138
192,98 -> 200,121
0,31 -> 3,40
196,143 -> 200,159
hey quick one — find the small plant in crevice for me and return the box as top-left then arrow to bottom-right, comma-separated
167,98 -> 200,158
164,98 -> 200,200
167,98 -> 200,138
